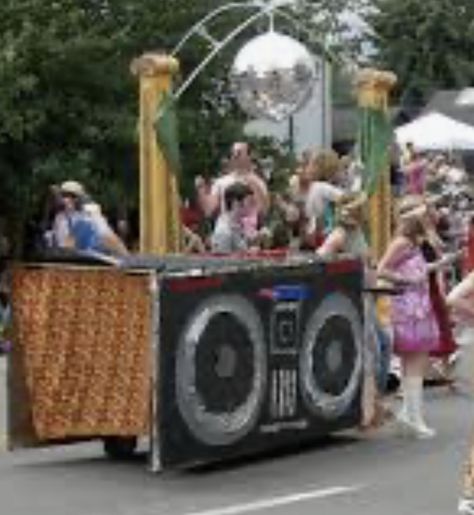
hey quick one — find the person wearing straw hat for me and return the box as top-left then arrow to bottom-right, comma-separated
377,195 -> 444,438
52,181 -> 128,257
52,180 -> 87,249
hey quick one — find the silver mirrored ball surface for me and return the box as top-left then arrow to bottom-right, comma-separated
230,31 -> 320,122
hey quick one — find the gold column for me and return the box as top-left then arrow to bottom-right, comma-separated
131,53 -> 182,255
356,69 -> 397,260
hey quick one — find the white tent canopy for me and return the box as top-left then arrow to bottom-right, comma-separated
396,111 -> 474,150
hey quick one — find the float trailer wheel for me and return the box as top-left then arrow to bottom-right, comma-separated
103,436 -> 138,460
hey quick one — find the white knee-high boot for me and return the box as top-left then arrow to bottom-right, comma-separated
397,376 -> 436,439
397,375 -> 410,423
409,375 -> 436,438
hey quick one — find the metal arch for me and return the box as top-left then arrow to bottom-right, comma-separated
171,0 -> 359,101
171,2 -> 263,57
173,7 -> 270,100
272,9 -> 336,64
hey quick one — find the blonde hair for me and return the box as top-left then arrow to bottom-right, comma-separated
312,150 -> 340,182
336,192 -> 367,227
396,196 -> 427,242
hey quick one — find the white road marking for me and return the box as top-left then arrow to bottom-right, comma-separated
184,485 -> 363,515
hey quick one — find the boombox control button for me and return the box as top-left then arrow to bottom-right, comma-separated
270,301 -> 300,355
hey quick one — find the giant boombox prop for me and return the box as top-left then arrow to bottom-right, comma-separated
9,254 -> 365,471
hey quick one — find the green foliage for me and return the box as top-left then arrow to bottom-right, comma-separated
364,0 -> 474,106
0,0 -> 355,253
0,0 -> 141,249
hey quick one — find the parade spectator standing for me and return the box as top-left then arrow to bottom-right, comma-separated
378,196 -> 440,439
464,215 -> 474,274
211,182 -> 253,254
401,141 -> 415,168
389,142 -> 404,197
426,154 -> 448,193
404,149 -> 427,195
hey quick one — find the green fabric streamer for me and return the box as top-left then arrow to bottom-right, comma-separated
358,107 -> 393,195
155,91 -> 181,176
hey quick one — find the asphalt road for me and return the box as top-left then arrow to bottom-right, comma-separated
0,356 -> 472,515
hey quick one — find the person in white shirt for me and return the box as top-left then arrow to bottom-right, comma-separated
52,180 -> 87,248
51,180 -> 127,257
211,182 -> 253,254
196,142 -> 269,239
304,150 -> 344,247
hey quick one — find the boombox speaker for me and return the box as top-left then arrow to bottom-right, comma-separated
157,258 -> 364,469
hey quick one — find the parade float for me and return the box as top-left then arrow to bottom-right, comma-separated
7,1 -> 396,472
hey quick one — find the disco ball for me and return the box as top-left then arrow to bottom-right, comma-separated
230,31 -> 320,122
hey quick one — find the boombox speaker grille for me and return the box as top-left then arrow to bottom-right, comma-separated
176,295 -> 267,446
300,292 -> 363,419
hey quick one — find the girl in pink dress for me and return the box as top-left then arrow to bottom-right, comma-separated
378,196 -> 440,438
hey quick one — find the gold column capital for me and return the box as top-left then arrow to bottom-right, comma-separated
131,53 -> 180,78
356,68 -> 397,109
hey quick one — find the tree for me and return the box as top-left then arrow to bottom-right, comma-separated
0,0 -> 356,254
0,0 -> 252,251
363,0 -> 474,107
0,0 -> 144,250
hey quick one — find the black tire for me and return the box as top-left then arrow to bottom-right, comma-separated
103,436 -> 138,461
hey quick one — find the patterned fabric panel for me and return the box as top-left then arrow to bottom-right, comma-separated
10,266 -> 152,442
